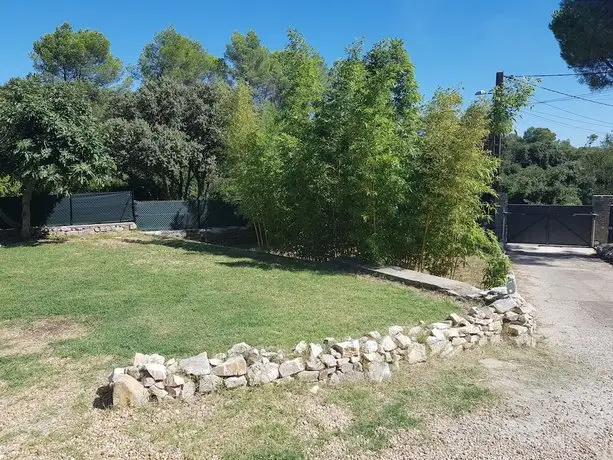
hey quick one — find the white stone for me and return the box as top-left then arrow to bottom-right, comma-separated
491,297 -> 517,314
199,374 -> 224,393
143,363 -> 166,381
407,344 -> 427,364
279,357 -> 306,377
367,331 -> 382,340
181,380 -> 196,401
320,354 -> 337,368
225,376 -> 248,389
247,361 -> 280,386
333,340 -> 360,358
362,340 -> 379,354
294,341 -> 309,355
393,333 -> 411,349
296,370 -> 319,382
178,353 -> 211,376
308,343 -> 323,360
365,362 -> 391,382
165,374 -> 185,387
108,367 -> 125,384
211,355 -> 247,377
380,335 -> 397,352
112,375 -> 149,408
228,342 -> 252,357
388,325 -> 404,337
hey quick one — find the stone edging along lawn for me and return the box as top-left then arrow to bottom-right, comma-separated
107,285 -> 536,408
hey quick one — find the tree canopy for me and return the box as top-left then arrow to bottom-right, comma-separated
550,0 -> 613,89
138,26 -> 224,83
0,77 -> 113,237
30,22 -> 122,87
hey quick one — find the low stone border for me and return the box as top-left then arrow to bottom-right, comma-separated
45,222 -> 137,236
107,286 -> 536,408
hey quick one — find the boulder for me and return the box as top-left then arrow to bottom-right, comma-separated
165,374 -> 185,387
333,340 -> 360,358
199,374 -> 224,393
306,358 -> 325,371
320,354 -> 337,368
133,353 -> 149,367
367,331 -> 382,340
294,341 -> 309,355
225,376 -> 248,389
246,361 -> 280,386
407,344 -> 427,364
392,334 -> 411,349
445,328 -> 460,339
296,370 -> 320,382
181,380 -> 196,401
143,363 -> 166,381
108,367 -> 125,384
365,362 -> 391,382
125,366 -> 141,380
388,325 -> 404,337
228,342 -> 253,357
362,340 -> 379,354
308,343 -> 323,360
490,298 -> 517,314
380,335 -> 397,352
363,352 -> 384,362
179,353 -> 211,376
148,354 -> 165,365
279,357 -> 306,377
142,377 -> 155,387
211,356 -> 247,377
209,358 -> 223,367
112,375 -> 150,408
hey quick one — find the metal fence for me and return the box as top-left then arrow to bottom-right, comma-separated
0,191 -> 245,231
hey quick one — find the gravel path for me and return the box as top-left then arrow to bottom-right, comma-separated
368,244 -> 613,459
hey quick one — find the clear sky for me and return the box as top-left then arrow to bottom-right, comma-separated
2,0 -> 612,146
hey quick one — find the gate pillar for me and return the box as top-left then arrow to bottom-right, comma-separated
592,195 -> 613,246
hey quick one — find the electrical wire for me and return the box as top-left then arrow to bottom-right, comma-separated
536,86 -> 613,108
519,110 -> 609,134
526,108 -> 613,128
506,71 -> 613,78
530,98 -> 613,125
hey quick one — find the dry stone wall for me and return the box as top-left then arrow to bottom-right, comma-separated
45,222 -> 136,236
107,287 -> 536,408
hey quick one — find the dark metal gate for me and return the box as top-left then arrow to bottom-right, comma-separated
506,204 -> 595,246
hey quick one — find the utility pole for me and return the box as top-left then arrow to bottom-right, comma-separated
493,71 -> 504,158
493,71 -> 508,244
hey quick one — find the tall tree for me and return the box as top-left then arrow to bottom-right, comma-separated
225,30 -> 278,103
30,22 -> 122,87
550,0 -> 613,89
0,78 -> 113,238
106,78 -> 224,200
138,26 -> 225,84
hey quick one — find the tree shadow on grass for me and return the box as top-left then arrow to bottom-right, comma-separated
123,236 -> 355,277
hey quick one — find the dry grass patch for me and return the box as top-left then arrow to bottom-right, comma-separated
0,318 -> 86,357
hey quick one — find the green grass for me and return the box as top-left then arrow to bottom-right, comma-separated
0,234 -> 458,361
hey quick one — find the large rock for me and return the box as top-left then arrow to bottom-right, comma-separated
392,334 -> 411,349
112,375 -> 150,408
179,353 -> 211,376
320,354 -> 337,368
228,342 -> 252,357
332,340 -> 360,358
279,357 -> 305,377
308,343 -> 323,361
108,367 -> 125,384
380,335 -> 397,352
407,344 -> 427,364
246,361 -> 280,386
143,363 -> 166,381
294,341 -> 309,355
199,374 -> 224,393
388,325 -> 404,337
362,340 -> 379,354
365,362 -> 391,382
490,297 -> 517,314
165,374 -> 185,387
225,376 -> 248,389
211,356 -> 247,377
296,370 -> 319,382
181,380 -> 196,401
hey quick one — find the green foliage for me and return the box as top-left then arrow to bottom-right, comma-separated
106,78 -> 224,199
480,231 -> 511,288
30,22 -> 122,87
138,26 -> 225,84
550,0 -> 613,89
489,76 -> 535,135
0,77 -> 113,236
0,176 -> 20,197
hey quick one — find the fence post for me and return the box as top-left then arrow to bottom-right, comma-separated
69,195 -> 73,225
131,190 -> 136,224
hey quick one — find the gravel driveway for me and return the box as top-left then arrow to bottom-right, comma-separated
373,244 -> 613,460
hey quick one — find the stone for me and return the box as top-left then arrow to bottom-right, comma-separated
225,376 -> 248,389
451,337 -> 467,347
181,380 -> 196,401
392,334 -> 411,349
213,353 -> 227,361
167,386 -> 182,398
330,349 -> 342,359
125,366 -> 141,380
504,311 -> 520,322
365,362 -> 392,382
306,358 -> 325,371
149,385 -> 168,401
339,362 -> 354,373
320,354 -> 337,368
112,375 -> 149,408
148,354 -> 165,365
165,359 -> 178,374
512,303 -> 535,315
153,381 -> 165,390
209,358 -> 223,367
353,362 -> 363,372
336,358 -> 350,366
227,342 -> 252,357
328,373 -> 341,386
362,340 -> 379,354
211,356 -> 247,377
467,334 -> 480,343
445,328 -> 460,339
449,313 -> 468,326
367,331 -> 382,340
319,368 -> 336,380
142,377 -> 155,387
279,357 -> 306,377
440,342 -> 457,358
333,340 -> 360,358
308,343 -> 323,360
143,363 -> 166,381
294,341 -> 309,355
407,326 -> 424,339
458,325 -> 481,335
179,353 -> 211,376
431,328 -> 446,341
165,374 -> 185,387
108,367 -> 125,384
407,344 -> 427,364
388,325 -> 404,337
199,374 -> 224,393
296,370 -> 320,382
490,297 -> 517,314
247,361 -> 280,386
133,353 -> 149,367
507,325 -> 528,336
384,352 -> 393,363
363,352 -> 384,362
380,335 -> 397,352
309,385 -> 320,395
432,321 -> 452,330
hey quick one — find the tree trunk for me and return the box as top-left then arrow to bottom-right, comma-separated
20,182 -> 34,239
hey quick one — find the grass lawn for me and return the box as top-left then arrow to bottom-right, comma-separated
0,233 -> 458,377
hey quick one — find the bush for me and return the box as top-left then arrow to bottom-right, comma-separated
481,232 -> 510,288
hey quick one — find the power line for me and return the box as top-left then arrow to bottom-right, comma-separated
537,86 -> 613,107
530,98 -> 613,124
520,110 -> 609,134
527,108 -> 613,128
507,71 -> 613,78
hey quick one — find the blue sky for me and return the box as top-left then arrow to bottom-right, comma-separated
2,0 -> 612,146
